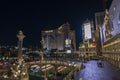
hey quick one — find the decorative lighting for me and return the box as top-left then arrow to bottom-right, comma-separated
22,72 -> 26,75
74,64 -> 76,67
69,64 -> 71,66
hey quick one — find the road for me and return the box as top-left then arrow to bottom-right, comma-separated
75,60 -> 120,80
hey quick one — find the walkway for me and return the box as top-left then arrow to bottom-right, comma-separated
75,60 -> 120,80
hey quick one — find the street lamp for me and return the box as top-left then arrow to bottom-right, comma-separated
40,40 -> 47,80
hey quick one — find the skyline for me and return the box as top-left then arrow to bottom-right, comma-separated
0,0 -> 112,47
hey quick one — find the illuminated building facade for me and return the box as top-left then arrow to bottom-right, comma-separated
100,0 -> 120,69
95,12 -> 105,55
41,22 -> 76,51
79,20 -> 96,57
95,12 -> 105,28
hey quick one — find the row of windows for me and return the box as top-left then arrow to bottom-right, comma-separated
79,48 -> 96,52
103,54 -> 120,61
102,42 -> 120,52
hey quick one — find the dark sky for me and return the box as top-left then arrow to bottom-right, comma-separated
0,0 -> 112,47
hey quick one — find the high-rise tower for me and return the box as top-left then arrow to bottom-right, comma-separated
41,22 -> 76,51
82,20 -> 95,48
17,30 -> 25,60
95,12 -> 105,55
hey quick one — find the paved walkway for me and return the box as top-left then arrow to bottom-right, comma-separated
75,60 -> 120,80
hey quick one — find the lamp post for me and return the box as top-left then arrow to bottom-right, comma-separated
40,41 -> 44,61
40,40 -> 47,80
54,52 -> 57,80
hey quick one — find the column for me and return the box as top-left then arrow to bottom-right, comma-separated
17,30 -> 25,60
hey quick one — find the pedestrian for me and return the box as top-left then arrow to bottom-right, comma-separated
79,77 -> 83,80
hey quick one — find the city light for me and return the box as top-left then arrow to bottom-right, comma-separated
84,23 -> 92,39
0,0 -> 120,80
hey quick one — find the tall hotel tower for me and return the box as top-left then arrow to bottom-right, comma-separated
82,20 -> 95,48
41,22 -> 76,51
79,19 -> 96,56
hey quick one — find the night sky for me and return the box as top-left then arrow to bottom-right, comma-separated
0,0 -> 112,48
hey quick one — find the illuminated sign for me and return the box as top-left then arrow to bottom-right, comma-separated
89,42 -> 96,47
65,38 -> 71,47
84,23 -> 92,39
66,50 -> 71,53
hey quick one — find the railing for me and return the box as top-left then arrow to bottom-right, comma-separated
27,60 -> 81,80
63,66 -> 81,80
27,60 -> 80,67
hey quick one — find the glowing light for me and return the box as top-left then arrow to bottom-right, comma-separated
44,30 -> 53,33
66,50 -> 71,53
79,44 -> 85,48
22,72 -> 26,75
69,64 -> 71,66
74,64 -> 76,67
18,70 -> 21,73
14,74 -> 17,77
58,26 -> 62,30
